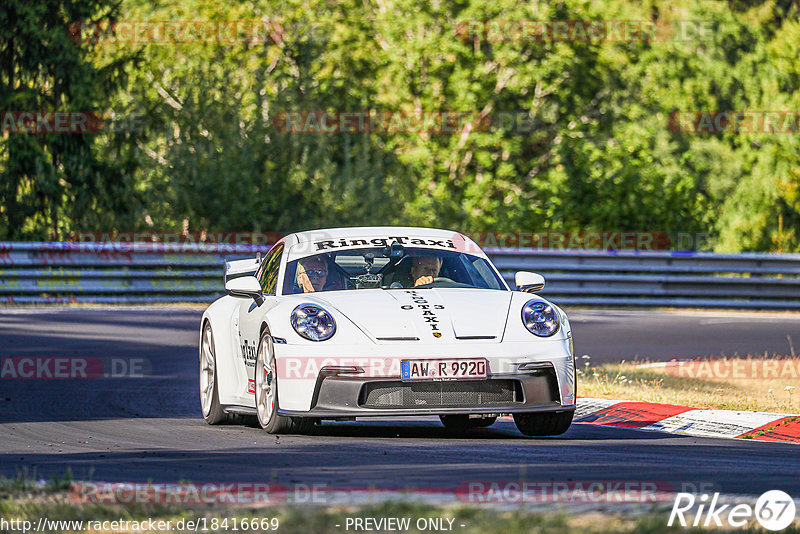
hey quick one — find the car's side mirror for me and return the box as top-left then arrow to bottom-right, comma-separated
515,271 -> 545,293
225,275 -> 264,306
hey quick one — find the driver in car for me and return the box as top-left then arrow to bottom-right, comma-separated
411,256 -> 443,287
297,256 -> 329,293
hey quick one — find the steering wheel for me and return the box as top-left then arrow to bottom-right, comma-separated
414,276 -> 457,288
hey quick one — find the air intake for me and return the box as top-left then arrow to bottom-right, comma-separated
360,379 -> 522,408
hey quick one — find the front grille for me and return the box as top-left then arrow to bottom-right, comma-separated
359,379 -> 522,409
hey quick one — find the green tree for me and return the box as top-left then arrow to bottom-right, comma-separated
21,0 -> 794,251
0,0 -> 143,239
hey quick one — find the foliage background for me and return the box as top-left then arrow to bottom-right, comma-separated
1,0 -> 799,251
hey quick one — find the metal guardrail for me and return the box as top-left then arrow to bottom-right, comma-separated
0,242 -> 251,304
1,242 -> 800,308
488,248 -> 800,309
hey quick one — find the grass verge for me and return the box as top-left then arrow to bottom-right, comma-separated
578,355 -> 799,412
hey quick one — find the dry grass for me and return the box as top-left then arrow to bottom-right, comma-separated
578,355 -> 800,413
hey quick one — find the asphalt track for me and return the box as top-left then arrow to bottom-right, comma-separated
1,306 -> 799,500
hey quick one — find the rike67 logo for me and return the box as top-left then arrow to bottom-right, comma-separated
669,490 -> 796,531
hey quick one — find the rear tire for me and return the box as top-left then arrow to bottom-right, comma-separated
200,323 -> 228,425
255,329 -> 310,434
513,411 -> 573,437
439,414 -> 497,430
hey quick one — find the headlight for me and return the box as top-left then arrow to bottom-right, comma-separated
291,304 -> 336,341
521,300 -> 559,337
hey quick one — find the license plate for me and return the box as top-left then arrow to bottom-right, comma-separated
401,358 -> 487,381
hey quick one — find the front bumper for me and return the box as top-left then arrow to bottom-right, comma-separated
273,337 -> 575,412
277,365 -> 573,419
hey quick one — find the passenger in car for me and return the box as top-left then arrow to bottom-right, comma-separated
296,256 -> 329,293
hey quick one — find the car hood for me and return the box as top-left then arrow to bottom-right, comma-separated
304,288 -> 513,342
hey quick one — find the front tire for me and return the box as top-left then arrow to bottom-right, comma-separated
513,411 -> 573,436
255,329 -> 311,434
200,322 -> 227,425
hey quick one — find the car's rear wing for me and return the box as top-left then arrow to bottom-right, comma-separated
224,257 -> 260,284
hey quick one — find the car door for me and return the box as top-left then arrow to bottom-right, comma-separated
237,242 -> 284,396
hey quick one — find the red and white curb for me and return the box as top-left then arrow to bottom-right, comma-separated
575,398 -> 800,443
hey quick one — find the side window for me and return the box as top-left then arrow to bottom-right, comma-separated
257,243 -> 284,294
471,257 -> 504,290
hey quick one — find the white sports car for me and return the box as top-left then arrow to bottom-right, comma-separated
199,227 -> 576,436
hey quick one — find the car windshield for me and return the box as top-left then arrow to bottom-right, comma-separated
282,246 -> 506,295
